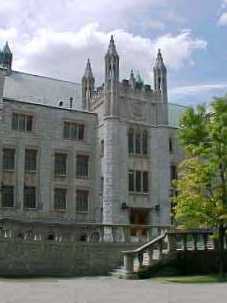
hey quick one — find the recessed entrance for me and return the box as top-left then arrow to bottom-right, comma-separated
129,208 -> 149,237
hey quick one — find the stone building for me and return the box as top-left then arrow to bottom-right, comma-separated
0,38 -> 185,229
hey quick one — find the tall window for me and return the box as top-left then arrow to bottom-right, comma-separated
100,140 -> 104,157
76,155 -> 89,178
128,129 -> 134,154
143,171 -> 149,193
12,113 -> 33,132
25,149 -> 37,172
3,148 -> 15,170
142,130 -> 148,155
64,122 -> 85,141
128,170 -> 149,193
128,170 -> 134,192
170,165 -> 177,181
55,153 -> 67,176
54,188 -> 66,210
135,132 -> 141,154
24,186 -> 36,209
128,128 -> 148,156
136,171 -> 141,192
76,190 -> 89,212
169,137 -> 173,153
2,186 -> 14,207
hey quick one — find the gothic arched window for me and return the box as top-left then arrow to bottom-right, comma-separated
142,130 -> 148,155
128,128 -> 134,154
135,131 -> 141,154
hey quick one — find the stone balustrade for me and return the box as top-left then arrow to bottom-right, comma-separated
0,218 -> 170,243
121,229 -> 220,275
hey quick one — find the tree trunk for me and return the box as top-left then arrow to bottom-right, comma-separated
218,223 -> 225,280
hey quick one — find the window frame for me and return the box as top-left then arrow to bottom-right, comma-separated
23,186 -> 37,209
76,189 -> 89,213
2,185 -> 14,208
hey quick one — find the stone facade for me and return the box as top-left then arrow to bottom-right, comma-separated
0,38 -> 184,228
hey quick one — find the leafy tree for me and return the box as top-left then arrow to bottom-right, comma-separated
173,97 -> 227,278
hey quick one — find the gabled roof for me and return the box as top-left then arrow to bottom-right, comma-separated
3,70 -> 82,109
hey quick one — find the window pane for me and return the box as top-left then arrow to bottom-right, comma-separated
55,153 -> 67,176
26,116 -> 33,131
71,124 -> 78,140
76,190 -> 88,212
78,124 -> 84,140
128,170 -> 134,192
143,171 -> 149,193
25,149 -> 37,172
19,115 -> 26,131
2,186 -> 14,207
3,148 -> 15,170
136,171 -> 141,192
63,122 -> 70,139
12,114 -> 18,130
76,155 -> 89,178
170,165 -> 177,180
128,129 -> 134,154
135,132 -> 141,154
169,138 -> 173,153
142,130 -> 148,155
24,186 -> 36,208
54,188 -> 66,210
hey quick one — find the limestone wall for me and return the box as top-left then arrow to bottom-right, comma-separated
0,239 -> 136,277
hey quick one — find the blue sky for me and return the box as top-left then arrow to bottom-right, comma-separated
0,0 -> 227,106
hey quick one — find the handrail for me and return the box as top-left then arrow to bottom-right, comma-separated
122,232 -> 167,254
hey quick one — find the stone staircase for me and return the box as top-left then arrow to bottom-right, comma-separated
111,230 -> 217,279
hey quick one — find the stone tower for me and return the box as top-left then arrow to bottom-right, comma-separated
153,49 -> 167,103
104,35 -> 119,116
81,59 -> 95,110
103,36 -> 121,239
0,42 -> 13,74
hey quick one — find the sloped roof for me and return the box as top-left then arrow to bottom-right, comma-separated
3,70 -> 82,109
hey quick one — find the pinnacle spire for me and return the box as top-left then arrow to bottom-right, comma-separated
154,48 -> 166,71
106,35 -> 118,57
83,58 -> 94,79
3,41 -> 12,54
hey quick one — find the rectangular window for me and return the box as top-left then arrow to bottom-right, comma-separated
100,177 -> 104,194
100,140 -> 104,157
63,122 -> 85,141
136,171 -> 141,192
25,149 -> 37,172
169,138 -> 173,153
76,155 -> 89,178
54,188 -> 67,210
170,165 -> 177,181
76,190 -> 89,212
128,170 -> 134,192
143,171 -> 149,193
3,148 -> 15,170
2,186 -> 14,207
135,133 -> 141,154
12,113 -> 33,132
55,153 -> 67,176
24,186 -> 36,209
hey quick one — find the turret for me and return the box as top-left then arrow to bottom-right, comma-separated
81,58 -> 95,111
0,42 -> 13,74
153,49 -> 167,103
104,35 -> 119,116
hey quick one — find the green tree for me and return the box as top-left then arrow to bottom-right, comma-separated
173,97 -> 227,278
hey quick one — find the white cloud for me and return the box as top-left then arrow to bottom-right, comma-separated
2,24 -> 205,85
170,83 -> 227,96
218,12 -> 227,26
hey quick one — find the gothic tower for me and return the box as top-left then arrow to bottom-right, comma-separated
103,36 -> 122,239
0,42 -> 13,74
81,59 -> 95,111
153,49 -> 167,103
104,35 -> 119,116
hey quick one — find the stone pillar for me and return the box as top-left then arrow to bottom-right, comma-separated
103,117 -> 121,240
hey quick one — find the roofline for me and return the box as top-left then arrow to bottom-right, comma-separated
10,70 -> 81,86
3,97 -> 97,116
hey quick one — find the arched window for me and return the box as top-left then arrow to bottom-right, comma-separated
135,131 -> 141,154
128,128 -> 134,154
142,130 -> 148,155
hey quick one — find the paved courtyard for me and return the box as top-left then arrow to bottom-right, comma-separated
0,276 -> 226,303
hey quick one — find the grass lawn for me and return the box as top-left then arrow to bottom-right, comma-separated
153,275 -> 227,284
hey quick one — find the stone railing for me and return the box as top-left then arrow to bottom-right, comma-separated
121,230 -> 219,275
0,219 -> 170,243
